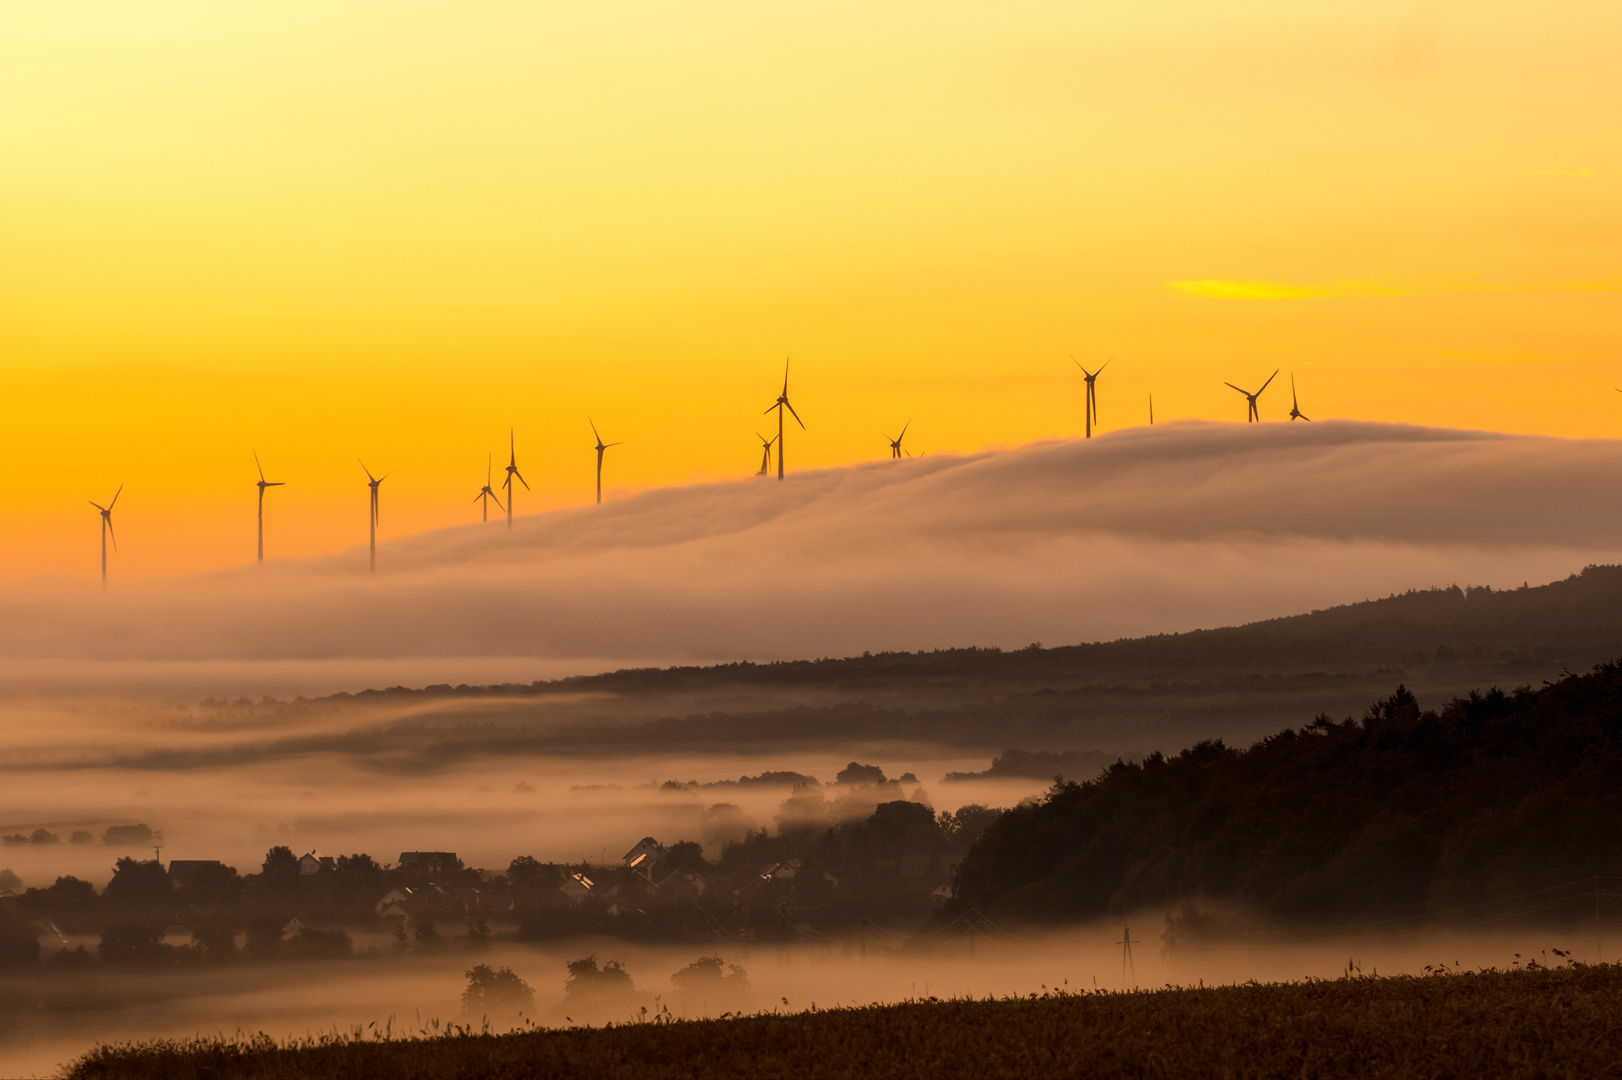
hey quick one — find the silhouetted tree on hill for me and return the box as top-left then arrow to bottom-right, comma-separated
953,664 -> 1622,923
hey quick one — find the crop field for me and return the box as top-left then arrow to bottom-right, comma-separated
68,959 -> 1622,1079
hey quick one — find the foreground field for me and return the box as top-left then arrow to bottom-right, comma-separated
69,960 -> 1622,1079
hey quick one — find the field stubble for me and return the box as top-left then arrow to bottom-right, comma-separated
68,960 -> 1622,1079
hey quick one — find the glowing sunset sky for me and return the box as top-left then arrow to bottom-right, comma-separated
1,1 -> 1618,577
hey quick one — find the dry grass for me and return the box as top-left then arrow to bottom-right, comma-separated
68,961 -> 1622,1079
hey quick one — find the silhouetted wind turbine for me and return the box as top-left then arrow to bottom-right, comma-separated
1149,394 -> 1154,426
885,421 -> 911,459
475,453 -> 504,522
89,485 -> 121,589
763,359 -> 804,480
590,420 -> 620,505
755,431 -> 777,477
1225,370 -> 1278,422
254,452 -> 284,562
1288,374 -> 1312,421
502,429 -> 528,529
360,462 -> 390,573
1073,358 -> 1110,438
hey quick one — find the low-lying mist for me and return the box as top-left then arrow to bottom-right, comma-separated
4,421 -> 1621,697
2,921 -> 1602,1078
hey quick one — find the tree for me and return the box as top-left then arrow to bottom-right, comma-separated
670,955 -> 748,1001
260,846 -> 300,892
836,762 -> 888,785
179,862 -> 244,907
0,913 -> 40,972
664,841 -> 708,875
98,922 -> 171,968
461,964 -> 535,1024
104,858 -> 173,913
563,955 -> 635,1008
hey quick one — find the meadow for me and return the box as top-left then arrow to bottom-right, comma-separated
68,959 -> 1622,1079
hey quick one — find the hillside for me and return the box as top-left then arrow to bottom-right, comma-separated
68,963 -> 1622,1080
229,565 -> 1622,765
953,659 -> 1622,922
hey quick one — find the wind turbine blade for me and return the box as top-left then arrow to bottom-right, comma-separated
782,357 -> 790,396
605,441 -> 621,448
106,518 -> 118,552
1097,358 -> 1111,375
785,399 -> 805,428
514,469 -> 530,490
255,451 -> 266,483
1259,369 -> 1279,393
899,420 -> 909,440
1072,356 -> 1084,370
360,460 -> 376,482
764,402 -> 779,416
267,481 -> 284,487
590,418 -> 601,442
109,485 -> 122,510
89,501 -> 105,512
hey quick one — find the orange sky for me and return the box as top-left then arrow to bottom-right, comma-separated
1,1 -> 1619,578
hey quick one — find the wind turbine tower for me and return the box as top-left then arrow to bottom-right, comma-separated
590,420 -> 620,505
502,429 -> 529,529
475,453 -> 504,522
254,453 -> 284,562
1225,370 -> 1279,422
1288,374 -> 1312,421
763,359 -> 804,480
1073,358 -> 1110,438
755,432 -> 777,477
89,486 -> 121,589
361,462 -> 389,573
885,421 -> 910,459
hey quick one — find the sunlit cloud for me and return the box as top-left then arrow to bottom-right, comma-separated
1167,280 -> 1402,300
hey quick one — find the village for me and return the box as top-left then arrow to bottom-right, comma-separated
0,770 -> 1007,971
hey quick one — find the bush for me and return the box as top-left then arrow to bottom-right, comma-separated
564,956 -> 636,1009
461,964 -> 535,1025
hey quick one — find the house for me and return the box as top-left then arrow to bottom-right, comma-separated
622,837 -> 663,867
375,886 -> 414,916
898,855 -> 932,880
558,873 -> 594,905
931,882 -> 954,903
658,865 -> 708,898
298,852 -> 335,876
397,851 -> 459,874
280,918 -> 305,941
759,857 -> 803,883
167,860 -> 225,887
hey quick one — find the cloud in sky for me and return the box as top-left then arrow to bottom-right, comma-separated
4,421 -> 1621,695
1168,280 -> 1402,300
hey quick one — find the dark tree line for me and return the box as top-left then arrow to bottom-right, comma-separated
952,662 -> 1622,922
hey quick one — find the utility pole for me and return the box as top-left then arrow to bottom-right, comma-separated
1117,925 -> 1139,988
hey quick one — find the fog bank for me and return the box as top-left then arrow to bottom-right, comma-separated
6,421 -> 1620,691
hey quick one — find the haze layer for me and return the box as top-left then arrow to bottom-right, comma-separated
6,421 -> 1620,694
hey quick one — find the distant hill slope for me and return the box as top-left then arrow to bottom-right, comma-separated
358,564 -> 1622,702
251,565 -> 1622,765
952,659 -> 1622,923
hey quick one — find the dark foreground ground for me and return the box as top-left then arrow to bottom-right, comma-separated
69,961 -> 1621,1079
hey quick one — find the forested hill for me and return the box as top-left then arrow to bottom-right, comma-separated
346,565 -> 1622,701
951,660 -> 1622,923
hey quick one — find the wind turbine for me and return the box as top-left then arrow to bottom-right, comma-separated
1288,374 -> 1312,421
590,420 -> 620,505
755,432 -> 777,477
474,453 -> 504,522
502,429 -> 528,529
1073,358 -> 1109,438
89,486 -> 121,589
763,359 -> 804,480
360,462 -> 390,573
1149,394 -> 1155,426
885,421 -> 911,459
254,452 -> 284,562
1225,370 -> 1278,422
